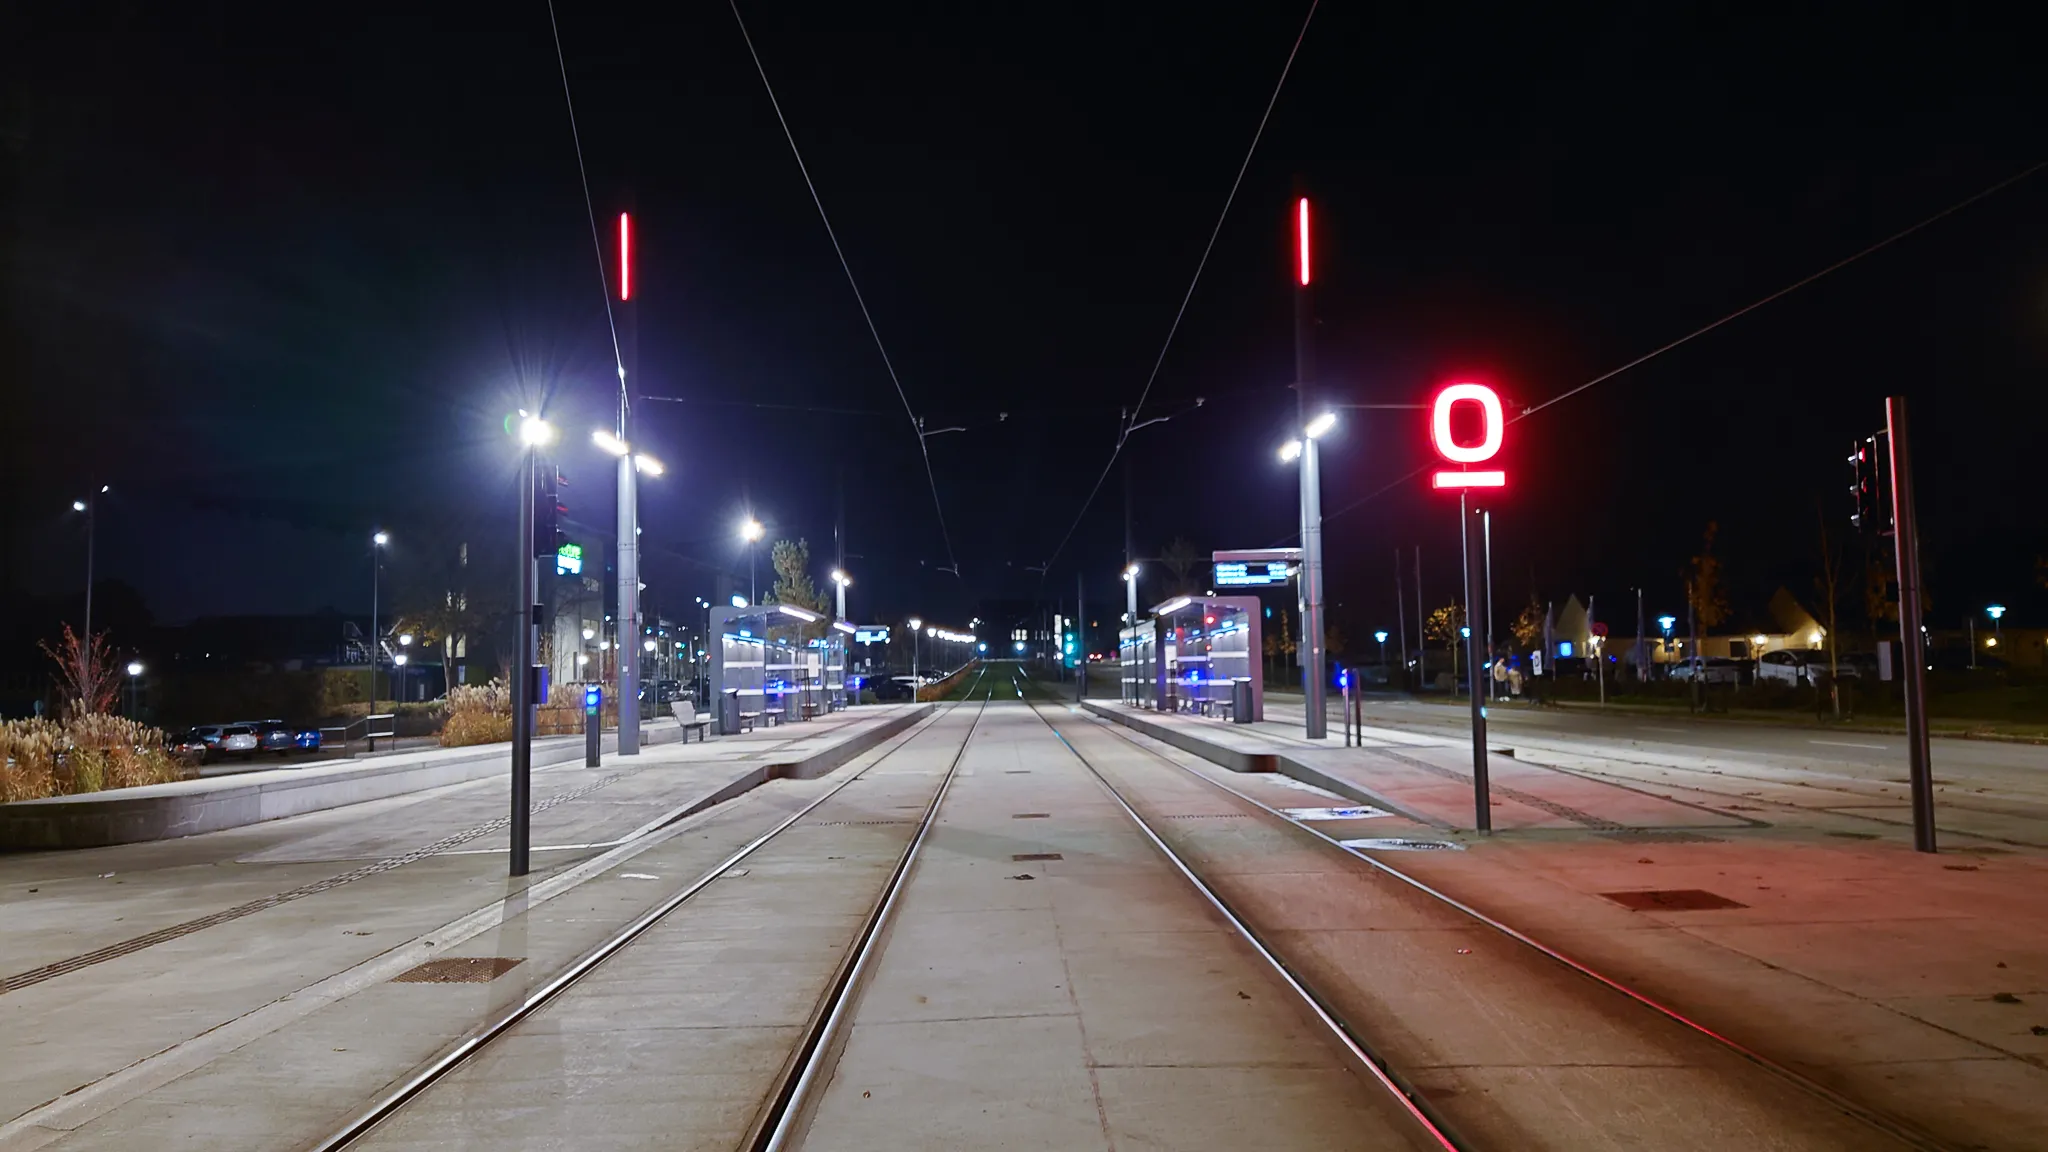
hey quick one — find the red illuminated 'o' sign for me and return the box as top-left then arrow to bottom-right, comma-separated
1430,383 -> 1506,489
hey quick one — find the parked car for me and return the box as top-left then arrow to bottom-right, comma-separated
216,724 -> 260,757
1669,657 -> 1743,684
166,730 -> 212,764
237,719 -> 321,754
1759,650 -> 1852,686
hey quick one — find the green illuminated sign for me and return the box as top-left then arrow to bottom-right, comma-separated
556,541 -> 584,575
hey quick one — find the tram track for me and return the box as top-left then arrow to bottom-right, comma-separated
1026,694 -> 1960,1152
312,671 -> 996,1152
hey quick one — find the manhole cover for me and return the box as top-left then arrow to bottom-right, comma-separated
1282,806 -> 1390,821
1011,813 -> 1051,819
1012,853 -> 1063,861
392,957 -> 525,983
1600,889 -> 1748,912
1340,838 -> 1463,852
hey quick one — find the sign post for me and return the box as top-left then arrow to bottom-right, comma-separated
1886,397 -> 1936,852
1429,383 -> 1507,833
584,682 -> 603,768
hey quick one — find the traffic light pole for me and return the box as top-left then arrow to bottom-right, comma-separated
1076,573 -> 1086,703
616,416 -> 641,757
1294,195 -> 1326,740
1886,397 -> 1936,852
512,449 -> 537,877
1461,494 -> 1491,832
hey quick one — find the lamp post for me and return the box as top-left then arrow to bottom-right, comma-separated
1988,604 -> 2006,654
125,660 -> 143,718
1375,630 -> 1389,669
1123,564 -> 1140,703
741,518 -> 765,607
511,411 -> 557,877
908,617 -> 922,689
393,651 -> 408,704
593,429 -> 665,758
369,530 -> 389,704
70,486 -> 109,644
831,569 -> 851,622
397,633 -> 413,703
1278,410 -> 1337,738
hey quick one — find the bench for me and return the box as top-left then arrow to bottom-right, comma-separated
670,701 -> 713,742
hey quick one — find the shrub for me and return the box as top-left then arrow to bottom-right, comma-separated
0,715 -> 188,802
441,680 -> 513,747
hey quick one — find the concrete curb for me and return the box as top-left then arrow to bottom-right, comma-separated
1081,701 -> 1447,829
0,708 -> 928,853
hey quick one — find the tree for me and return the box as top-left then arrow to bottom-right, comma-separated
1510,593 -> 1544,651
769,538 -> 831,640
1264,608 -> 1295,682
1159,537 -> 1202,596
41,625 -> 120,718
1689,521 -> 1730,632
1423,603 -> 1466,645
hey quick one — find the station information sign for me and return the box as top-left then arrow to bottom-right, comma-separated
1214,561 -> 1292,587
854,627 -> 890,645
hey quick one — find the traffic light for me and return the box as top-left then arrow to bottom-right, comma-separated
534,465 -> 566,557
1063,629 -> 1077,669
1847,439 -> 1882,533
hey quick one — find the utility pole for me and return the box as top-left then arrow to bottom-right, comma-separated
1394,548 -> 1407,692
512,443 -> 538,877
1415,547 -> 1425,689
1886,397 -> 1936,852
1293,192 -> 1327,739
615,211 -> 642,757
1076,572 -> 1086,703
1461,498 -> 1491,831
1483,510 -> 1496,700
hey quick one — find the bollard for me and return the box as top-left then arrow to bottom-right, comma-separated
584,682 -> 602,768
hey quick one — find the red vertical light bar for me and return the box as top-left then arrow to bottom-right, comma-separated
1297,197 -> 1311,286
618,212 -> 632,302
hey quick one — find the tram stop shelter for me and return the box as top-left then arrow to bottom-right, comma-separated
1126,595 -> 1263,722
706,602 -> 851,735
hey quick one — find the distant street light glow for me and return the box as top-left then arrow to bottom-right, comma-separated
126,661 -> 144,677
72,500 -> 87,512
740,518 -> 764,542
1304,411 -> 1337,439
519,414 -> 557,447
1278,439 -> 1303,463
731,594 -> 748,608
633,454 -> 664,476
373,531 -> 389,547
592,429 -> 629,456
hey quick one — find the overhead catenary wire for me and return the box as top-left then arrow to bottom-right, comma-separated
543,0 -> 628,399
728,0 -> 959,577
1035,0 -> 1321,584
1295,157 -> 2048,537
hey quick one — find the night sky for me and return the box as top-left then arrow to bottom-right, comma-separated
6,3 -> 2045,650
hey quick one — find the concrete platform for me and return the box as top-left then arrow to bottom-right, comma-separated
0,706 -> 913,852
0,705 -> 928,1149
1086,700 -> 1752,833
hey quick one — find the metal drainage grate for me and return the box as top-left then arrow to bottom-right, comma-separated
1601,889 -> 1748,912
1004,770 -> 1031,774
1012,853 -> 1064,862
1011,813 -> 1051,819
392,957 -> 526,983
1340,838 -> 1463,852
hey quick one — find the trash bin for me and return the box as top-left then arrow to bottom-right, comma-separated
1231,677 -> 1254,724
719,689 -> 742,735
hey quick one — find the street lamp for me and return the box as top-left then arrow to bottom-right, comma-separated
908,617 -> 923,686
510,409 -> 555,878
1988,604 -> 2006,651
1375,630 -> 1389,668
1277,411 -> 1337,738
830,569 -> 852,622
125,660 -> 143,718
69,486 -> 111,644
369,530 -> 390,704
740,518 -> 765,606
